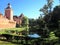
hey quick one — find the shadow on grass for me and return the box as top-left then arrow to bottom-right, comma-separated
0,39 -> 21,44
0,39 -> 31,45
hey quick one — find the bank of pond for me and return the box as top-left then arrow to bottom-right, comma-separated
0,33 -> 60,45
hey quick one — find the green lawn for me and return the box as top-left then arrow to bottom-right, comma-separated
0,27 -> 28,45
0,39 -> 32,45
0,41 -> 18,45
0,27 -> 26,34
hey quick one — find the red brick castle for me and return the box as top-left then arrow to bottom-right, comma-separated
0,3 -> 24,29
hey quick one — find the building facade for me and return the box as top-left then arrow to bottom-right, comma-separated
0,3 -> 24,29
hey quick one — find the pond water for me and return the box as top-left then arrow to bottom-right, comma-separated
28,33 -> 41,38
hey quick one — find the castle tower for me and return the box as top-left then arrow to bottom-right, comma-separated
5,3 -> 13,20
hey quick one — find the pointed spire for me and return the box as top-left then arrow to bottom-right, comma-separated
6,3 -> 11,9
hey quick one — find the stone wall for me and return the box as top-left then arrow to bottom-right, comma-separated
0,15 -> 16,29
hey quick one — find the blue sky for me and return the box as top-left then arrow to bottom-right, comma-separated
0,0 -> 59,19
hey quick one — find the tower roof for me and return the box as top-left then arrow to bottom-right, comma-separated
6,3 -> 11,9
19,13 -> 24,17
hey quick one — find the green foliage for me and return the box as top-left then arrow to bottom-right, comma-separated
0,41 -> 17,45
22,16 -> 29,26
0,27 -> 26,35
29,19 -> 37,31
49,32 -> 59,40
55,30 -> 60,37
41,32 -> 59,45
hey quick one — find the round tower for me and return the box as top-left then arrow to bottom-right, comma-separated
5,3 -> 13,20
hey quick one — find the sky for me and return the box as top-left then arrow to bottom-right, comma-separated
0,0 -> 59,19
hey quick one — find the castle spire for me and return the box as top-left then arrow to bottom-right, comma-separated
6,3 -> 11,9
5,3 -> 13,20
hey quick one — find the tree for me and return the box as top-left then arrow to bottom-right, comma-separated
22,16 -> 29,35
29,18 -> 38,33
48,6 -> 60,30
47,0 -> 53,12
40,4 -> 48,15
22,16 -> 29,26
44,32 -> 59,45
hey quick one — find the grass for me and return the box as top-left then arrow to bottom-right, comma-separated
0,41 -> 17,45
0,27 -> 26,34
4,27 -> 26,31
0,37 -> 60,45
55,43 -> 60,45
0,38 -> 32,45
0,27 -> 27,37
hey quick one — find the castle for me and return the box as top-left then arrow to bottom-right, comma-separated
0,3 -> 24,29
